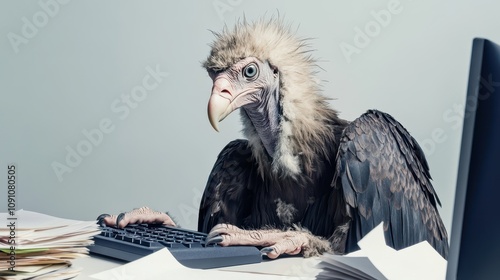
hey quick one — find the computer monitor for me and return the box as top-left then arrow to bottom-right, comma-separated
447,38 -> 500,279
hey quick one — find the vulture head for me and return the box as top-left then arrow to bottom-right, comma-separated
203,19 -> 339,178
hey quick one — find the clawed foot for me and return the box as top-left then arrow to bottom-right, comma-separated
97,206 -> 176,228
206,223 -> 331,259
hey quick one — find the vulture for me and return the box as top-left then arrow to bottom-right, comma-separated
100,18 -> 449,259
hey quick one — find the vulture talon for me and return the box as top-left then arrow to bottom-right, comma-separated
96,213 -> 110,220
206,235 -> 224,245
96,214 -> 110,227
116,212 -> 125,228
260,247 -> 274,254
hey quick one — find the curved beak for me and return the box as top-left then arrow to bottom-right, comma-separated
208,93 -> 231,132
207,77 -> 236,132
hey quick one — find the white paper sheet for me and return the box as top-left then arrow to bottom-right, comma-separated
319,223 -> 447,280
218,255 -> 322,277
90,248 -> 317,280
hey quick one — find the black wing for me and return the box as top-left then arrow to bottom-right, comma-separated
334,110 -> 449,258
198,139 -> 258,233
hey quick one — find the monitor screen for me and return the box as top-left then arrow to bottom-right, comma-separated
447,38 -> 500,279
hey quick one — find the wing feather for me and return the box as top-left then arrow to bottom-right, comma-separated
197,140 -> 256,233
335,110 -> 449,258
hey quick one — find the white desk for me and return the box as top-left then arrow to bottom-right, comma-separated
72,253 -> 322,279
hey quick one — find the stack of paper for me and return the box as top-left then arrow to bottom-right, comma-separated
316,223 -> 447,280
0,210 -> 100,280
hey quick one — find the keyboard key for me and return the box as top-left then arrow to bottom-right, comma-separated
184,242 -> 204,248
160,242 -> 186,249
140,239 -> 157,247
123,236 -> 133,242
133,239 -> 142,245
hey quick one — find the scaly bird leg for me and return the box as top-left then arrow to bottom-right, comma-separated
206,223 -> 332,259
97,206 -> 176,228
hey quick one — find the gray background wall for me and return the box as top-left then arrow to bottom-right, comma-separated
0,0 -> 498,236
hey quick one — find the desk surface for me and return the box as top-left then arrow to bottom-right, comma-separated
72,255 -> 123,279
72,253 -> 322,279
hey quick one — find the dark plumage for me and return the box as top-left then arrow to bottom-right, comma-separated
198,18 -> 449,259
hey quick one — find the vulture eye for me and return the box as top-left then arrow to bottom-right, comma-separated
243,63 -> 259,79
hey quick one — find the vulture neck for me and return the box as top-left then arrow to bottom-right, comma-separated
242,79 -> 340,179
242,79 -> 281,159
243,87 -> 281,158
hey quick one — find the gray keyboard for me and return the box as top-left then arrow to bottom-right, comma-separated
89,223 -> 262,269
